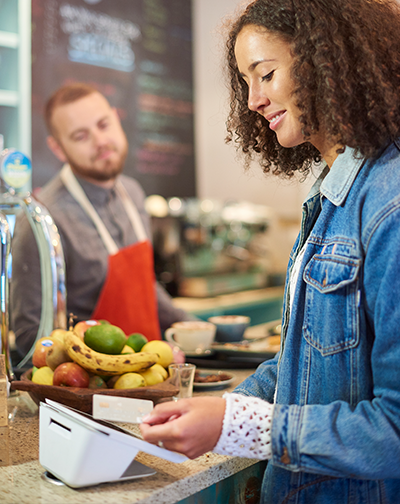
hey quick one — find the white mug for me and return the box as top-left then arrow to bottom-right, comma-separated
165,321 -> 216,354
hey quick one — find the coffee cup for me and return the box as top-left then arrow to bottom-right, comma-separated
165,321 -> 216,354
208,315 -> 250,343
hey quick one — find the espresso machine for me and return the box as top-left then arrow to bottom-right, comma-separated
0,149 -> 66,380
148,196 -> 273,298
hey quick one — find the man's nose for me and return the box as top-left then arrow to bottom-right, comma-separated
248,83 -> 270,113
92,128 -> 109,147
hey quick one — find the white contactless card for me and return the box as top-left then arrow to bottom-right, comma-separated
92,395 -> 153,423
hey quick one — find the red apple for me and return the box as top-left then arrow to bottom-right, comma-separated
73,320 -> 101,340
53,362 -> 90,388
32,337 -> 55,368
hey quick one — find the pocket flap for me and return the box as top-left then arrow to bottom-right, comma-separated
303,255 -> 360,293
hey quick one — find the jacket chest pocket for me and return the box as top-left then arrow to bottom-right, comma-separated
303,254 -> 361,355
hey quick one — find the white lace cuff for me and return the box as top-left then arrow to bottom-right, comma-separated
213,393 -> 274,460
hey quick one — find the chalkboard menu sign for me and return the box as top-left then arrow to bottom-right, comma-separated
31,0 -> 196,198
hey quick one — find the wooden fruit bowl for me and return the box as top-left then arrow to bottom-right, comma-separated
10,369 -> 178,414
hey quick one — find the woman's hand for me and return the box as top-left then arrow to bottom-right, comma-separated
140,396 -> 226,459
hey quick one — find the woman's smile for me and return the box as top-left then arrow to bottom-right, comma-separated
266,110 -> 287,130
234,25 -> 304,149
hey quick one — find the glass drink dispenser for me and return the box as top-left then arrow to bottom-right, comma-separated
0,149 -> 66,380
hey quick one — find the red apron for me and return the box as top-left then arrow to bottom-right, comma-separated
60,164 -> 161,340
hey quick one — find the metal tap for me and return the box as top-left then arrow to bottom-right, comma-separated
0,211 -> 13,380
0,187 -> 67,379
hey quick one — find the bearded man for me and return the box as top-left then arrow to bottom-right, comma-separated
10,82 -> 193,358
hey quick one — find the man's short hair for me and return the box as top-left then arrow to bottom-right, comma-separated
45,82 -> 100,136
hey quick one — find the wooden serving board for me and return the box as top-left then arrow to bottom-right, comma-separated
11,369 -> 178,414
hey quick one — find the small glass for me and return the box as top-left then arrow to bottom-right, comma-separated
168,363 -> 196,400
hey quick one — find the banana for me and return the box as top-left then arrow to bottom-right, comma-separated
64,331 -> 158,376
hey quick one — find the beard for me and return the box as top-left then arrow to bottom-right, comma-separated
65,142 -> 128,182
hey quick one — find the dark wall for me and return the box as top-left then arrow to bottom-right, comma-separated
31,0 -> 196,198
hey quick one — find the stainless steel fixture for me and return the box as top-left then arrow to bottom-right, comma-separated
0,162 -> 66,379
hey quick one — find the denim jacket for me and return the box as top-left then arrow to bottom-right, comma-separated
235,141 -> 400,504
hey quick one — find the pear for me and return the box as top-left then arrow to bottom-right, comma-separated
46,340 -> 73,370
49,328 -> 69,347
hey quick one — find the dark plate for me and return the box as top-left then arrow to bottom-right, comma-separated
193,370 -> 235,390
186,350 -> 276,369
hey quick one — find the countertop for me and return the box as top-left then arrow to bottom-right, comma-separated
0,369 -> 259,504
173,286 -> 284,314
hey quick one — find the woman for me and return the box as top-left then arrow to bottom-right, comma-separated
141,1 -> 400,502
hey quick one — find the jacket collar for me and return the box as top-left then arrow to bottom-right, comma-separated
306,148 -> 365,207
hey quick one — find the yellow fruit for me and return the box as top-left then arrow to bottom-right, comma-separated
113,373 -> 146,389
151,363 -> 168,380
84,324 -> 127,354
141,341 -> 173,368
31,366 -> 54,385
140,366 -> 165,386
121,345 -> 134,354
64,331 -> 158,376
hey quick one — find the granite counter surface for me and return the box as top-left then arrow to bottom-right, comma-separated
0,369 -> 259,504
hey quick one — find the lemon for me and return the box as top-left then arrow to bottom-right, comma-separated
121,345 -> 135,354
113,373 -> 146,389
126,333 -> 148,352
140,366 -> 165,386
84,324 -> 126,354
31,366 -> 54,385
141,340 -> 173,368
151,363 -> 169,380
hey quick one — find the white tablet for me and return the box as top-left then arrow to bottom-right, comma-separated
39,399 -> 187,488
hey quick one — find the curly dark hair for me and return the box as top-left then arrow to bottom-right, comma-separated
225,0 -> 400,177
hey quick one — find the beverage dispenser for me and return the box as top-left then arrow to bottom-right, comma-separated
0,149 -> 66,380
